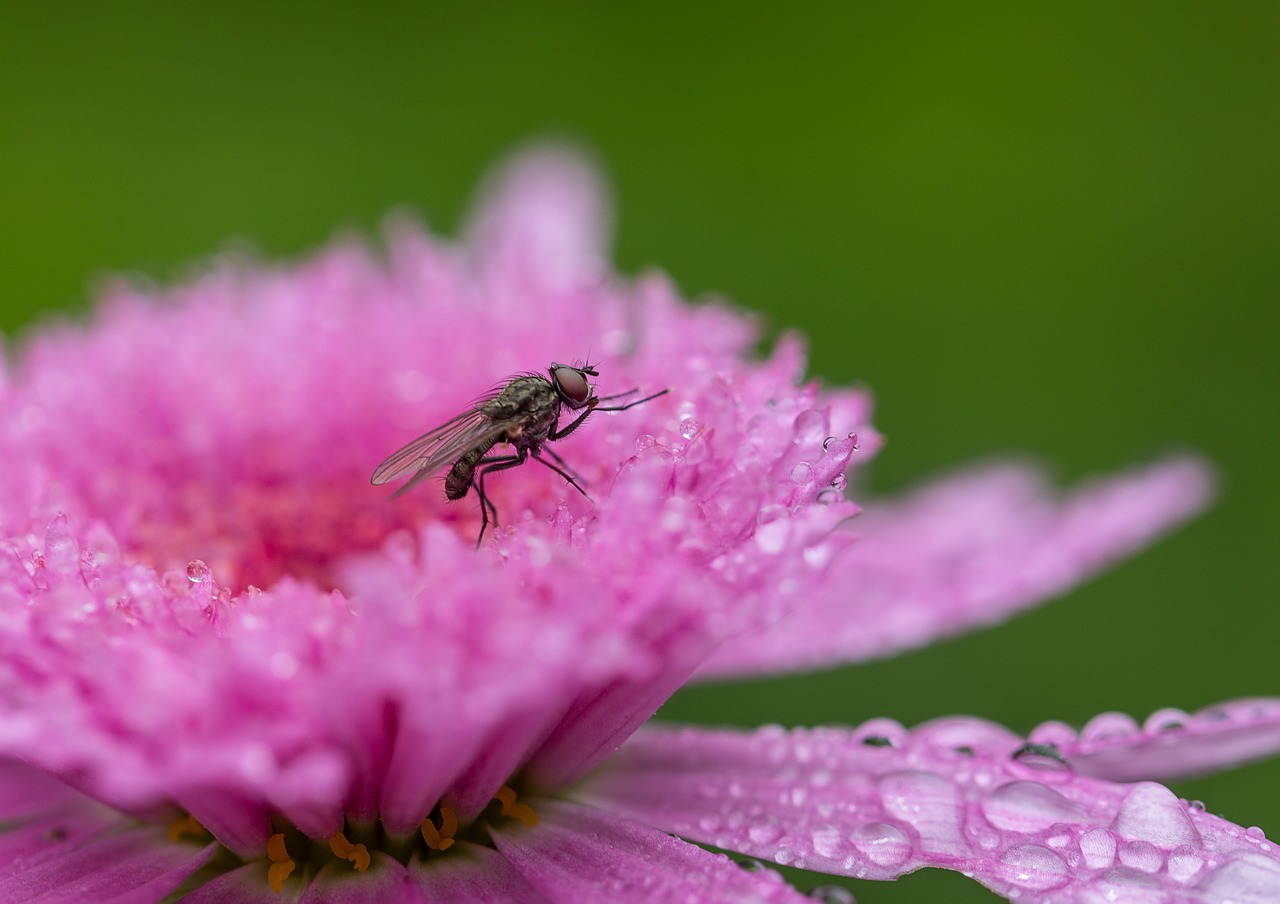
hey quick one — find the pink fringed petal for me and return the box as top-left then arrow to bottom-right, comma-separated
492,799 -> 814,904
698,457 -> 1213,679
578,721 -> 1280,902
1027,698 -> 1280,783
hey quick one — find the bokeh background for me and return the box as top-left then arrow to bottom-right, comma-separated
2,3 -> 1276,900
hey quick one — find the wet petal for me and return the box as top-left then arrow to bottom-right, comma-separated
180,862 -> 303,904
1034,698 -> 1280,783
579,721 -> 1280,901
492,799 -> 813,904
298,854 -> 426,904
699,457 -> 1213,678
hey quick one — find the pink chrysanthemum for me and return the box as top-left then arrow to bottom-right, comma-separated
0,148 -> 1277,903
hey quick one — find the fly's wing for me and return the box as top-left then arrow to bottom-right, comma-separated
371,406 -> 507,487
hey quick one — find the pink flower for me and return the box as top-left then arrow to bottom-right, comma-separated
0,147 -> 1276,902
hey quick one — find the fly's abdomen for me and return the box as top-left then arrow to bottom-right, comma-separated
446,437 -> 497,500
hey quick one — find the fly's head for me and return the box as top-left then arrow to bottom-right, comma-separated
549,363 -> 599,411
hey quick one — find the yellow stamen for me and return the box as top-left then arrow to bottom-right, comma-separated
328,832 -> 371,872
494,785 -> 539,828
420,805 -> 457,851
266,833 -> 295,893
167,814 -> 206,843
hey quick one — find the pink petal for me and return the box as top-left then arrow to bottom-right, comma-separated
578,721 -> 1280,901
492,799 -> 814,904
0,824 -> 215,904
180,863 -> 302,904
1030,698 -> 1280,783
464,143 -> 613,290
298,855 -> 426,904
698,457 -> 1213,678
407,842 -> 553,903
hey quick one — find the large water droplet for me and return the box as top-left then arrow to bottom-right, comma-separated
793,410 -> 826,444
679,417 -> 700,440
998,844 -> 1070,891
186,560 -> 211,584
850,823 -> 912,869
1011,742 -> 1069,771
1080,828 -> 1117,869
1112,783 -> 1201,848
1080,711 -> 1139,744
790,462 -> 815,486
879,771 -> 964,854
982,781 -> 1087,832
1119,840 -> 1165,873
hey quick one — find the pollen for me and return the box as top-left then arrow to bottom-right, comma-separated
495,785 -> 539,828
328,832 -> 371,872
266,833 -> 295,893
167,813 -> 206,843
420,805 -> 457,851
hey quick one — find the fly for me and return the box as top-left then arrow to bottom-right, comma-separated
372,363 -> 669,546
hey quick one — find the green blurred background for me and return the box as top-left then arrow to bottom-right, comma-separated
2,3 -> 1276,900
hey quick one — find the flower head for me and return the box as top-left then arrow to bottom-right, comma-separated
0,147 -> 1276,902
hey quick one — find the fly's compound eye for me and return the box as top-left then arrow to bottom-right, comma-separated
552,366 -> 593,408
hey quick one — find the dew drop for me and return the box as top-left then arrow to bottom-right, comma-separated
998,844 -> 1070,891
635,433 -> 656,451
1144,707 -> 1190,733
850,823 -> 912,869
1167,848 -> 1206,883
679,417 -> 700,440
1187,800 -> 1206,814
1011,742 -> 1069,771
822,436 -> 837,451
1080,828 -> 1117,869
811,825 -> 846,859
982,781 -> 1086,832
1080,712 -> 1139,744
736,857 -> 768,873
748,823 -> 783,845
793,410 -> 827,444
807,885 -> 855,904
830,474 -> 848,492
849,432 -> 859,451
186,560 -> 211,584
816,488 -> 841,505
790,461 -> 815,486
1119,839 -> 1164,873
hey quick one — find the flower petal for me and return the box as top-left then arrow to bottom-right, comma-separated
298,854 -> 426,904
578,721 -> 1280,901
408,842 -> 552,903
491,799 -> 813,904
464,144 -> 613,290
179,862 -> 302,904
0,824 -> 215,904
698,457 -> 1213,678
1031,698 -> 1280,783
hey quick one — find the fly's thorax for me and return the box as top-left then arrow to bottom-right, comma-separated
484,376 -> 562,449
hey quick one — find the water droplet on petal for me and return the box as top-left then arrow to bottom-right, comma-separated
1112,783 -> 1201,848
790,461 -> 815,486
1119,840 -> 1165,873
1011,742 -> 1070,771
679,417 -> 700,440
635,433 -> 656,451
737,857 -> 769,873
1080,711 -> 1139,744
830,473 -> 848,492
848,432 -> 859,451
1187,800 -> 1206,814
1167,848 -> 1206,883
748,823 -> 782,845
807,885 -> 855,904
822,436 -> 837,451
850,823 -> 912,869
1080,828 -> 1117,869
186,560 -> 211,584
816,488 -> 841,505
982,781 -> 1087,832
812,825 -> 846,859
1144,707 -> 1190,733
793,410 -> 826,444
998,844 -> 1070,891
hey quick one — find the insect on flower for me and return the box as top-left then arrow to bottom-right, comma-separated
372,363 -> 669,545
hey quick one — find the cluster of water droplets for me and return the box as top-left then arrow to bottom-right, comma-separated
588,718 -> 1280,902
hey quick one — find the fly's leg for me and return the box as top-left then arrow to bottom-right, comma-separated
548,388 -> 670,444
472,451 -> 526,547
533,447 -> 590,499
